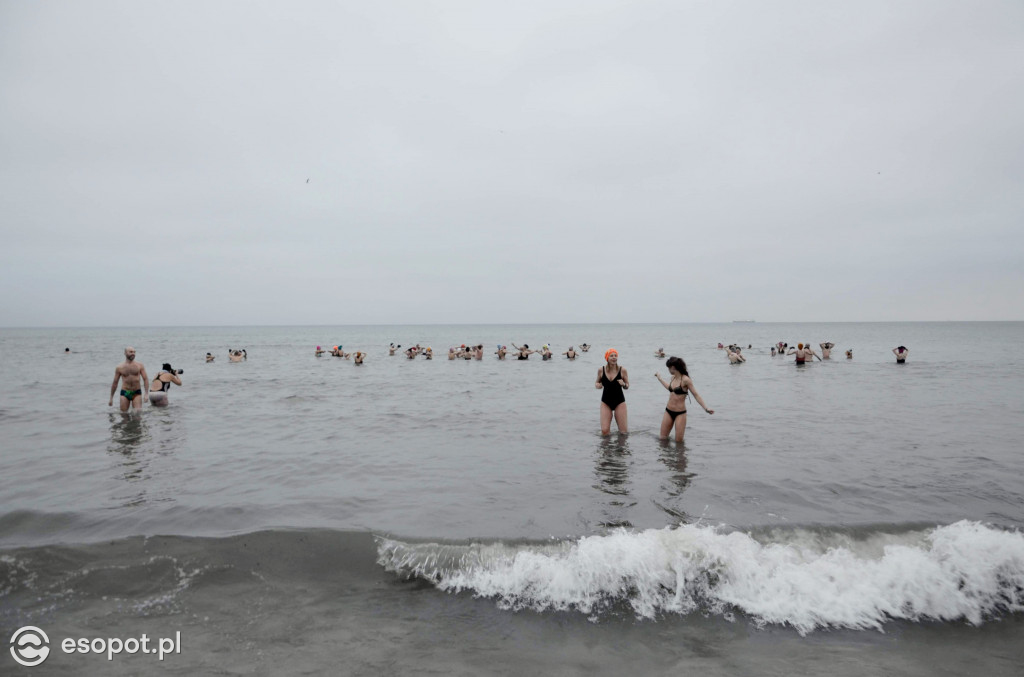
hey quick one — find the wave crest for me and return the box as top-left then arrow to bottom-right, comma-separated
376,521 -> 1024,634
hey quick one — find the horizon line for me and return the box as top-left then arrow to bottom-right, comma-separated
2,320 -> 1022,330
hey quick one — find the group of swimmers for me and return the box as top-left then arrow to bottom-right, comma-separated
716,342 -> 910,365
308,342 -> 594,362
110,339 -> 910,441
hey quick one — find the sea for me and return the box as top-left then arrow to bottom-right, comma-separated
1,322 -> 1022,676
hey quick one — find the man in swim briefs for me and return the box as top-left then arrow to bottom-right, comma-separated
109,346 -> 149,412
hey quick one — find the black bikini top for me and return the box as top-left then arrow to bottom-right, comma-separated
669,379 -> 687,396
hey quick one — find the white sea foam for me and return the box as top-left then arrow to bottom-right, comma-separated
377,521 -> 1024,634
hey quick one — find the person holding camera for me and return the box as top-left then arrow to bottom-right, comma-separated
149,363 -> 183,407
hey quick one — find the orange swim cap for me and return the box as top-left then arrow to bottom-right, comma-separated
604,348 -> 618,362
798,343 -> 803,349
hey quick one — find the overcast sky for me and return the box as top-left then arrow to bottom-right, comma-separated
1,0 -> 1022,326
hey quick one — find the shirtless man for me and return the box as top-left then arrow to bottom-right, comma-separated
786,343 -> 820,364
109,346 -> 149,412
727,347 -> 746,363
819,342 -> 835,359
893,346 -> 909,364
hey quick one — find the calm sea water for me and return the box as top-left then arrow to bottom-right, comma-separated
2,323 -> 1022,675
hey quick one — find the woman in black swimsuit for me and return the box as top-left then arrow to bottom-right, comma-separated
655,356 -> 713,441
511,343 -> 534,360
149,363 -> 182,407
595,349 -> 629,434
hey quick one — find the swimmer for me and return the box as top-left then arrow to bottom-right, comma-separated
474,345 -> 484,360
109,346 -> 149,412
388,343 -> 401,356
596,349 -> 629,435
65,347 -> 70,353
579,343 -> 590,352
787,343 -> 820,364
314,346 -> 324,357
770,346 -> 777,357
353,351 -> 365,365
229,348 -> 246,362
656,356 -> 713,441
654,347 -> 666,358
846,349 -> 853,359
893,346 -> 909,364
539,345 -> 553,360
423,347 -> 433,360
511,343 -> 535,360
563,346 -> 578,360
820,342 -> 835,359
149,363 -> 182,407
727,347 -> 745,363
206,352 -> 215,362
495,345 -> 508,360
448,348 -> 457,360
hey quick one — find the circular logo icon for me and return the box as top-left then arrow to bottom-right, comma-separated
10,626 -> 50,667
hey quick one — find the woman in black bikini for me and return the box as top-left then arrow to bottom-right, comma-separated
595,349 -> 629,435
655,356 -> 713,442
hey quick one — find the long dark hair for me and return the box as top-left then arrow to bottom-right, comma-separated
666,356 -> 688,376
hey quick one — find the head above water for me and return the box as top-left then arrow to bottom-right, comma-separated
797,343 -> 804,349
666,356 -> 688,376
604,348 -> 618,363
124,346 -> 136,361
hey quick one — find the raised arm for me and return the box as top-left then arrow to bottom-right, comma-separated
655,372 -> 670,389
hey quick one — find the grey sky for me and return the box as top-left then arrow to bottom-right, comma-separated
2,0 -> 1022,326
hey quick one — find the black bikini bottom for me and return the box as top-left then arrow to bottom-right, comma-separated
665,408 -> 687,421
